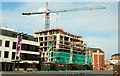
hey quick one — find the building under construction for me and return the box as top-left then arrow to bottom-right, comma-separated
21,1 -> 106,71
35,28 -> 92,71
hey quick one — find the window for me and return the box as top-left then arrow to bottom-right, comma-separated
64,37 -> 69,41
54,36 -> 56,40
45,42 -> 47,46
4,51 -> 9,58
51,52 -> 53,57
12,42 -> 16,49
21,43 -> 38,52
34,38 -> 38,42
45,37 -> 47,41
40,43 -> 43,46
56,57 -> 60,60
21,44 -> 27,50
0,40 -> 2,46
5,41 -> 10,47
44,32 -> 47,35
12,52 -> 15,59
51,58 -> 53,61
20,53 -> 38,60
54,41 -> 56,45
0,51 -> 1,58
43,53 -> 45,57
39,37 -> 43,41
12,33 -> 17,38
49,31 -> 52,35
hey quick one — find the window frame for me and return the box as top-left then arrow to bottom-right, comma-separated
4,51 -> 9,58
0,40 -> 2,46
5,41 -> 10,47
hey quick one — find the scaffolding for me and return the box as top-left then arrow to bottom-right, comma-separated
52,51 -> 91,64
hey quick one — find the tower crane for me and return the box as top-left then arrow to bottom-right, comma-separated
22,2 -> 105,29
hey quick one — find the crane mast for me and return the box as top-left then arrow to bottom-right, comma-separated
22,2 -> 105,29
45,2 -> 50,29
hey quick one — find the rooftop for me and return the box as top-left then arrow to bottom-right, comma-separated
0,27 -> 37,42
35,28 -> 82,38
112,53 -> 120,57
88,48 -> 104,53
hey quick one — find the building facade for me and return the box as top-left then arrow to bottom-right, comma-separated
88,48 -> 104,70
0,27 -> 39,71
35,28 -> 85,63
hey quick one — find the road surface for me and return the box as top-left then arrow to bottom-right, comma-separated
1,70 -> 114,76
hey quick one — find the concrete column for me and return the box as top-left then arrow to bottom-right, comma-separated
43,36 -> 45,41
56,34 -> 60,49
69,47 -> 73,63
37,35 -> 40,42
9,40 -> 13,61
2,39 -> 5,59
43,36 -> 45,47
69,37 -> 70,42
63,35 -> 64,45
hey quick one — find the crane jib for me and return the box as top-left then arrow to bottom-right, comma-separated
22,3 -> 105,29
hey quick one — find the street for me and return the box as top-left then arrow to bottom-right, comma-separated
1,70 -> 114,76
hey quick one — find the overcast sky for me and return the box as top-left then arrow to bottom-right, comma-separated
0,0 -> 119,60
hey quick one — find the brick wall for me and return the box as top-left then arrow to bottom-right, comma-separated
112,56 -> 120,60
88,49 -> 104,70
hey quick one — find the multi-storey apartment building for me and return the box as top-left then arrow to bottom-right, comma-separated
0,27 -> 39,71
110,53 -> 120,64
88,48 -> 104,70
35,28 -> 85,63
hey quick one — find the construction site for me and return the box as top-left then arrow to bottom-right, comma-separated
21,2 -> 105,71
34,28 -> 92,71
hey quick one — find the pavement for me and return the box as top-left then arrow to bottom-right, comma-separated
1,70 -> 114,76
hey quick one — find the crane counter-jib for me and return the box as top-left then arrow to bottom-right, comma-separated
22,12 -> 46,15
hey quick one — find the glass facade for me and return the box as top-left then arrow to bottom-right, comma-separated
20,53 -> 39,60
21,43 -> 38,52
